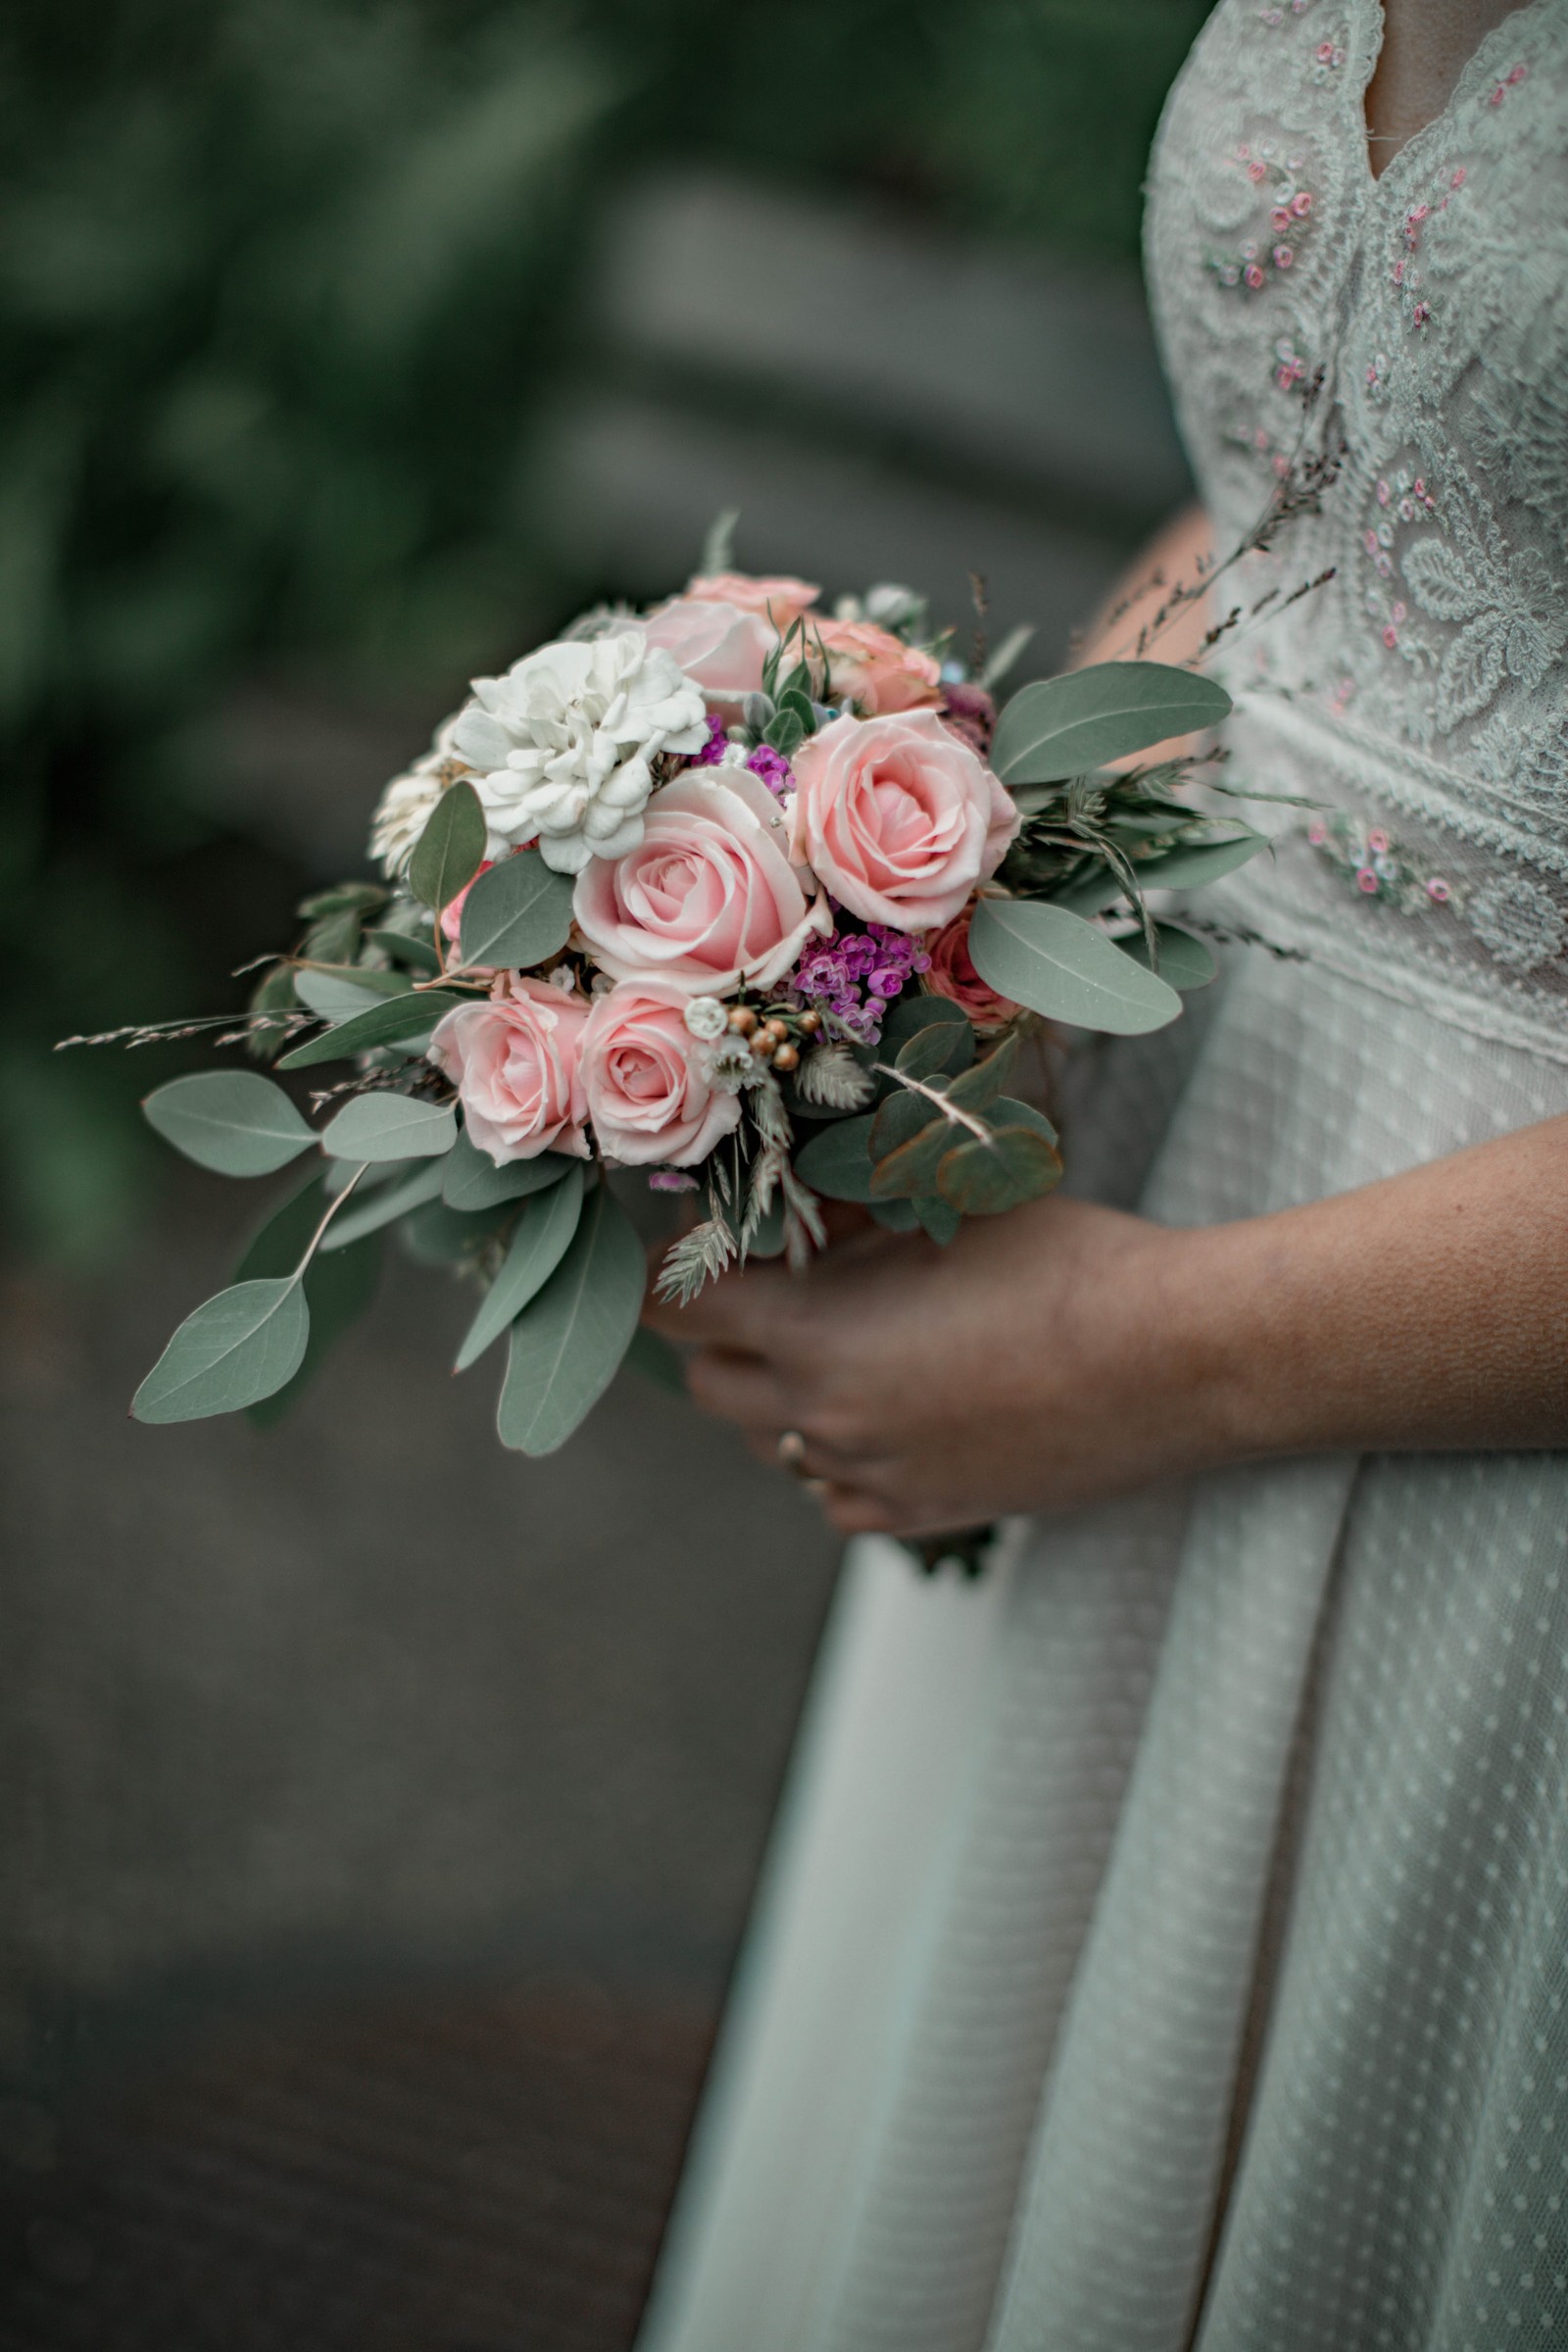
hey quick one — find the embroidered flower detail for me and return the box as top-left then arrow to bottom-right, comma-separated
1468,874 -> 1566,972
1206,150 -> 1318,296
1400,534 -> 1567,728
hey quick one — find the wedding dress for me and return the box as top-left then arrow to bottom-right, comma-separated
636,5 -> 1568,2345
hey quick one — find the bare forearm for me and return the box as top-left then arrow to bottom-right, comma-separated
1181,1115 -> 1568,1464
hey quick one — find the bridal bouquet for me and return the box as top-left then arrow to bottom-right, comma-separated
109,541 -> 1259,1450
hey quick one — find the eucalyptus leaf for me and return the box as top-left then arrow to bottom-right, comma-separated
459,850 -> 575,971
299,882 -> 387,919
968,901 -> 1183,1035
869,1088 -> 940,1163
131,1279 -> 310,1423
455,1163 -> 586,1370
496,1182 -> 647,1455
894,1019 -> 975,1082
945,1032 -> 1022,1113
869,1115 -> 956,1200
1117,922 -> 1218,991
988,1096 -> 1061,1146
913,1195 -> 963,1245
1128,831 -> 1267,893
936,1124 -> 1064,1216
143,1071 -> 316,1176
408,778 -> 486,912
400,1197 -> 516,1265
277,991 -> 461,1070
293,969 -> 402,1021
318,1157 -> 446,1250
320,1093 -> 457,1161
248,1236 -> 381,1427
442,1129 -> 574,1210
365,927 -> 441,974
794,1112 -> 878,1202
867,1199 -> 921,1233
991,662 -> 1232,784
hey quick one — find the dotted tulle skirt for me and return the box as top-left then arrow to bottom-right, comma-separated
635,947 -> 1568,2352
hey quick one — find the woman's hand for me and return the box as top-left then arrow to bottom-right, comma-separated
644,1111 -> 1568,1538
643,1195 -> 1240,1537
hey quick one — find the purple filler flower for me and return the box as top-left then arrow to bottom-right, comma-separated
784,919 -> 931,1042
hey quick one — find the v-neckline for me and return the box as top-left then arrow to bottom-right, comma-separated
1350,0 -> 1547,199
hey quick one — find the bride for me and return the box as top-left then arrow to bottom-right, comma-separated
638,2 -> 1568,2345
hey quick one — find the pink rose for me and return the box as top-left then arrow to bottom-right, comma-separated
686,571 -> 819,627
580,982 -> 742,1167
426,974 -> 590,1163
922,903 -> 1019,1032
573,766 -> 827,995
814,617 -> 943,714
439,858 -> 493,946
639,597 -> 777,711
789,710 -> 1019,931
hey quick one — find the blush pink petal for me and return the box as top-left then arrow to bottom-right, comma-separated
638,597 -> 778,711
580,982 -> 742,1167
573,768 -> 827,995
685,571 -> 819,627
813,618 -> 944,714
789,710 -> 1019,932
426,975 -> 590,1163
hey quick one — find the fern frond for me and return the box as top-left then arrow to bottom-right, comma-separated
794,1044 -> 875,1111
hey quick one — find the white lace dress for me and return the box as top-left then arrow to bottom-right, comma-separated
636,6 -> 1568,2346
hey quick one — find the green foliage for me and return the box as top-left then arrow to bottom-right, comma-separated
318,1091 -> 456,1160
496,1179 -> 646,1455
793,1112 -> 878,1203
317,1155 -> 445,1248
1118,921 -> 1217,990
458,849 -> 575,971
233,1171 -> 382,1422
142,1068 -> 315,1174
991,662 -> 1232,785
132,1277 -> 311,1422
455,1161 -> 586,1370
277,988 -> 460,1066
408,780 -> 487,913
441,1128 -> 574,1210
968,899 -> 1183,1033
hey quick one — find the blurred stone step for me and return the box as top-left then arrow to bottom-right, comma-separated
0,1979 -> 711,2351
591,170 -> 1190,522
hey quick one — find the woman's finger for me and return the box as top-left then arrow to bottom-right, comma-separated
685,1347 -> 791,1430
641,1255 -> 794,1349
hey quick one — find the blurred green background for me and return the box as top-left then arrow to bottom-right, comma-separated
0,8 -> 1212,2339
1,0 -> 1205,1266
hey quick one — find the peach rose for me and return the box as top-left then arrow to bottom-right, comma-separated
815,617 -> 943,714
580,982 -> 742,1167
789,710 -> 1019,931
686,571 -> 819,627
573,767 -> 827,996
426,974 -> 589,1163
923,903 -> 1019,1031
639,597 -> 777,711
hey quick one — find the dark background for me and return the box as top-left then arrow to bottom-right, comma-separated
0,4 -> 1200,2342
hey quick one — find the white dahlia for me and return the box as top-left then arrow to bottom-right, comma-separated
368,713 -> 468,877
450,635 -> 708,875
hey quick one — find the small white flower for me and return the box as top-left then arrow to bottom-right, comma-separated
683,995 -> 730,1041
368,713 -> 467,877
451,634 -> 708,876
696,1034 -> 761,1095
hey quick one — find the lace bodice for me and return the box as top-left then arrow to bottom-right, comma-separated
1146,0 -> 1568,1058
